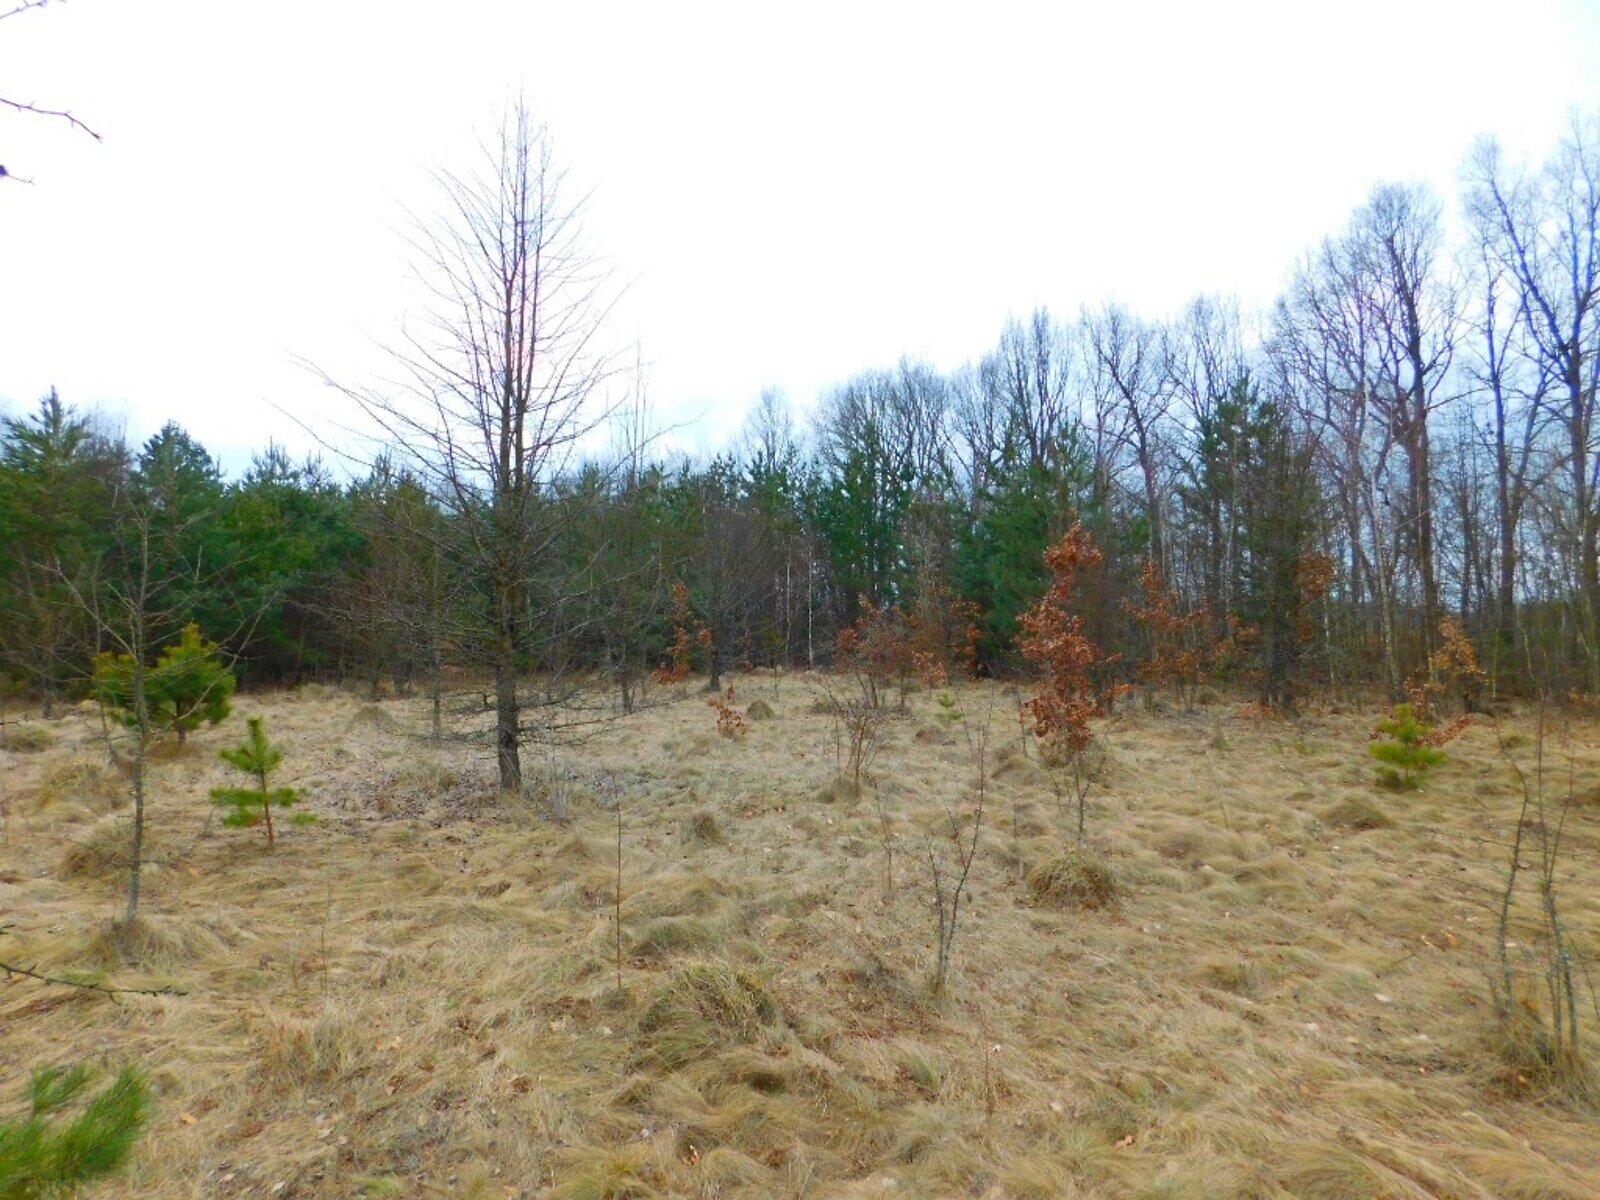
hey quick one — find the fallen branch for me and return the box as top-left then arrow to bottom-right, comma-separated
0,958 -> 186,996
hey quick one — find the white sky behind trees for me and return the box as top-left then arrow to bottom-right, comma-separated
2,0 -> 1598,473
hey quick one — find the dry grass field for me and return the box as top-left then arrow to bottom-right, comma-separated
2,675 -> 1598,1199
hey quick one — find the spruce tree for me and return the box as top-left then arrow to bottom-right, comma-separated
210,717 -> 300,847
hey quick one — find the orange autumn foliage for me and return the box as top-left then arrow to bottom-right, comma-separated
1019,523 -> 1115,755
1126,560 -> 1209,707
653,582 -> 709,685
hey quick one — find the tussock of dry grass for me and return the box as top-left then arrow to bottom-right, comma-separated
2,720 -> 53,752
1483,1009 -> 1598,1103
85,912 -> 236,970
678,809 -> 724,846
31,756 -> 125,815
630,916 -> 722,960
56,812 -> 133,879
635,960 -> 779,1071
1026,844 -> 1117,909
1,675 -> 1596,1198
1324,794 -> 1396,830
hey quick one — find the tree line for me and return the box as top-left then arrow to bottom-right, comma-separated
2,111 -> 1596,746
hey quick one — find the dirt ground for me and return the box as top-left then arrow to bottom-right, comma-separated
2,674 -> 1597,1199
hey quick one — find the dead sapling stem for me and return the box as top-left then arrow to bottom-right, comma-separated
0,929 -> 185,996
927,688 -> 993,995
610,774 -> 625,998
321,880 -> 332,1005
976,998 -> 999,1132
873,786 -> 895,901
1011,787 -> 1023,883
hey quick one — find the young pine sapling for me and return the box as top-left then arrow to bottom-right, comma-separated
1369,703 -> 1445,790
210,717 -> 301,847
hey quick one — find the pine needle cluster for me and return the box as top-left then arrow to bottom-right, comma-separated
0,1065 -> 148,1200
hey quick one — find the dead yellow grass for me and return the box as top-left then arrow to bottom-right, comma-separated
0,678 -> 1597,1197
1025,843 -> 1117,909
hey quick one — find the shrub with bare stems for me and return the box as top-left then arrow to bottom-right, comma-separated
1489,712 -> 1598,1102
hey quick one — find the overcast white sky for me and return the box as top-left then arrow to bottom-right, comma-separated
2,1 -> 1598,473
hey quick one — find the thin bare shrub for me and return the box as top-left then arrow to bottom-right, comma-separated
1045,733 -> 1107,844
873,786 -> 896,900
819,684 -> 883,796
925,691 -> 992,995
605,773 -> 624,999
538,749 -> 577,822
835,598 -> 915,710
1490,710 -> 1597,1102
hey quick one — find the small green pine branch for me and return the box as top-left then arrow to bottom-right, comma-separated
210,717 -> 299,847
0,1065 -> 148,1200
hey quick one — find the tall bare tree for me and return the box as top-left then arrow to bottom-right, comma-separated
319,101 -> 620,792
1466,121 -> 1600,686
1273,185 -> 1456,694
1084,304 -> 1173,566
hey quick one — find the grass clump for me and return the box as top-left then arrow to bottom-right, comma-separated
678,810 -> 724,847
1274,1140 -> 1386,1199
637,961 -> 779,1071
1198,955 -> 1262,996
85,913 -> 226,969
547,1144 -> 662,1200
630,916 -> 719,960
1323,795 -> 1395,831
2,723 -> 53,753
1484,1007 -> 1597,1105
56,816 -> 129,881
745,699 -> 774,721
33,759 -> 123,816
1026,845 -> 1117,910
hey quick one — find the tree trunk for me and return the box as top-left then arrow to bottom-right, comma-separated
1493,392 -> 1519,678
495,609 -> 521,792
125,663 -> 149,925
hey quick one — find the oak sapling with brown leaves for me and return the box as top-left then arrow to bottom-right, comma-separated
210,717 -> 303,846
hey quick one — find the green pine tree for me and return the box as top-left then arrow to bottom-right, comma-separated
149,624 -> 235,743
0,1064 -> 148,1200
210,717 -> 300,847
93,623 -> 235,746
1368,704 -> 1446,790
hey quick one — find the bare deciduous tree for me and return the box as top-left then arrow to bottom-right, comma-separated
1466,123 -> 1600,687
317,100 -> 621,793
1084,303 -> 1173,567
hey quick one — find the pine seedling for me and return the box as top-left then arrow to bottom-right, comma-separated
1369,703 -> 1445,790
210,717 -> 300,846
